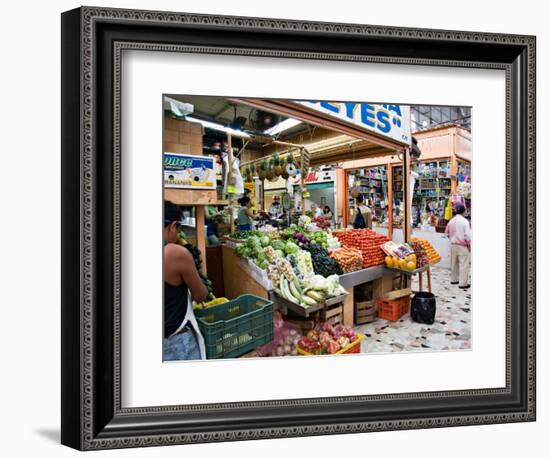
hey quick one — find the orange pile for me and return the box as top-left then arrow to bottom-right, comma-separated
411,237 -> 441,264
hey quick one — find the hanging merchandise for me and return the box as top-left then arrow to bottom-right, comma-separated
273,153 -> 283,177
286,154 -> 298,177
451,194 -> 466,208
444,197 -> 453,220
456,180 -> 471,198
227,156 -> 244,195
258,159 -> 268,180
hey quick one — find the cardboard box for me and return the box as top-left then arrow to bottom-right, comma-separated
164,143 -> 191,154
188,121 -> 203,135
164,117 -> 184,131
179,131 -> 203,145
164,129 -> 179,144
190,144 -> 203,155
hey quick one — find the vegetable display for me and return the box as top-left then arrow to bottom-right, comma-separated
329,247 -> 363,272
334,229 -> 389,268
229,229 -> 261,240
297,323 -> 359,355
277,274 -> 347,308
312,216 -> 331,230
303,243 -> 344,277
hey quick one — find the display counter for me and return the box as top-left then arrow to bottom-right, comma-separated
222,243 -> 394,326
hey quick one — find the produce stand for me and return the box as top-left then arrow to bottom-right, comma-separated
222,243 -> 395,326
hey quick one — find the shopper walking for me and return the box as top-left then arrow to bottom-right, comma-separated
353,195 -> 372,229
445,204 -> 471,289
163,201 -> 209,361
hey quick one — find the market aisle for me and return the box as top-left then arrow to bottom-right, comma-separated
357,266 -> 471,353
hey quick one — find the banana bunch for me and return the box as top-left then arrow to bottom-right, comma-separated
193,297 -> 228,310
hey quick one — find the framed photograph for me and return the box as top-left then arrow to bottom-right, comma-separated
61,6 -> 536,450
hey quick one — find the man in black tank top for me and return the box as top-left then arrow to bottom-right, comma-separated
163,201 -> 208,361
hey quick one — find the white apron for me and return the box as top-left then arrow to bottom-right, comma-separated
168,290 -> 206,360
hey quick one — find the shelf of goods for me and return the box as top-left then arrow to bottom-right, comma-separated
348,166 -> 389,223
412,160 -> 452,215
222,226 -> 396,326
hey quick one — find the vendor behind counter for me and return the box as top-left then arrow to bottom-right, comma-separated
236,196 -> 257,231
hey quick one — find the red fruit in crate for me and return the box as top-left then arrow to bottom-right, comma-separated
328,339 -> 340,354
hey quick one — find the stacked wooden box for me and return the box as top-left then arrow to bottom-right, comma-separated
355,300 -> 378,324
320,303 -> 343,326
164,117 -> 204,155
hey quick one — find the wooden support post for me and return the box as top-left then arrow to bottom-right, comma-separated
403,147 -> 412,243
450,128 -> 458,194
387,162 -> 393,240
195,205 -> 207,274
343,171 -> 349,227
300,148 -> 305,215
227,134 -> 235,233
343,287 -> 354,326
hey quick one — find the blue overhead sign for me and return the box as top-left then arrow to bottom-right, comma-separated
297,101 -> 411,145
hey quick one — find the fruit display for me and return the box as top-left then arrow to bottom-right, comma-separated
193,297 -> 229,310
411,237 -> 442,264
303,243 -> 344,277
297,323 -> 360,355
329,247 -> 363,272
277,274 -> 347,308
409,241 -> 429,268
334,229 -> 389,268
384,253 -> 418,271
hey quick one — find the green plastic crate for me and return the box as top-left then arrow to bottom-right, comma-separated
195,294 -> 274,359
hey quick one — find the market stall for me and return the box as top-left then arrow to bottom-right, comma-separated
163,95 -> 448,360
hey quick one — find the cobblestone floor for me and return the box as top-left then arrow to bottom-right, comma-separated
356,266 -> 471,353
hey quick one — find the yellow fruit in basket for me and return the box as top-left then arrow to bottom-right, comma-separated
385,256 -> 393,267
392,257 -> 399,268
398,259 -> 407,269
406,261 -> 416,271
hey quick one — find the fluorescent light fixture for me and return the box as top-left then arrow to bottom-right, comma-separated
264,117 -> 301,136
186,116 -> 251,138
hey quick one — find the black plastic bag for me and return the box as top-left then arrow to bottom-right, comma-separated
411,292 -> 436,324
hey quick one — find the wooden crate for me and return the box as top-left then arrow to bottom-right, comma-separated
320,304 -> 343,326
355,299 -> 378,325
285,317 -> 316,331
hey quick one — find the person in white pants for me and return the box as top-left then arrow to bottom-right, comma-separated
445,205 -> 471,289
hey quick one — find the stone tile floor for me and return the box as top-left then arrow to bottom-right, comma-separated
356,266 -> 471,353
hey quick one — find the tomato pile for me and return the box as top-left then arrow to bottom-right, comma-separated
334,229 -> 389,268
